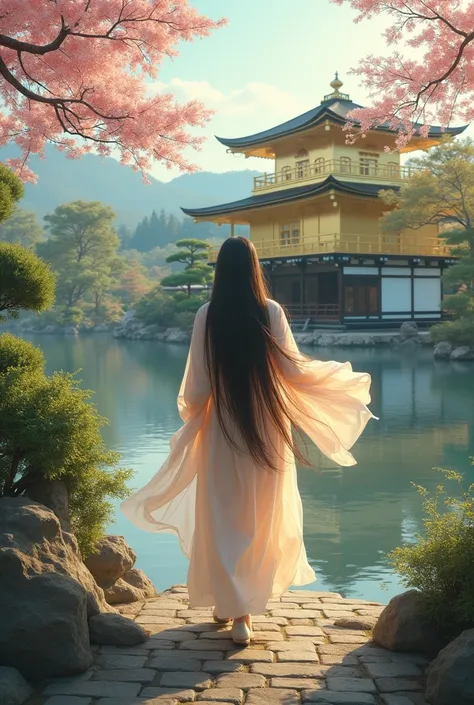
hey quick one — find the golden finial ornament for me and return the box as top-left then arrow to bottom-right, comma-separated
330,72 -> 343,95
322,72 -> 350,103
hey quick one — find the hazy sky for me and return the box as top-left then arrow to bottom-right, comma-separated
150,0 -> 471,182
149,0 -> 397,181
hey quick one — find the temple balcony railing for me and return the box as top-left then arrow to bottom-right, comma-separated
252,160 -> 423,192
208,233 -> 450,263
285,303 -> 340,320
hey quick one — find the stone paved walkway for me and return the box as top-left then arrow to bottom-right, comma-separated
27,585 -> 429,705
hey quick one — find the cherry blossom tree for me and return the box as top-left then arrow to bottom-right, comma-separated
0,1 -> 225,181
332,1 -> 474,146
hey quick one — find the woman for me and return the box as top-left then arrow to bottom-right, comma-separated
122,237 -> 375,645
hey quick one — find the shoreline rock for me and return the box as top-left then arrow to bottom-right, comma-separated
372,590 -> 448,657
0,667 -> 33,705
0,498 -> 156,682
105,568 -> 157,604
9,315 -> 474,359
85,535 -> 137,590
425,629 -> 474,705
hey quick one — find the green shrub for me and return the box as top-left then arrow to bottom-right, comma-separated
174,311 -> 196,332
0,243 -> 56,320
0,366 -> 133,556
430,317 -> 474,348
135,286 -> 207,327
389,463 -> 474,634
175,292 -> 208,314
0,167 -> 132,556
135,286 -> 178,326
0,333 -> 44,374
0,163 -> 24,222
58,306 -> 86,327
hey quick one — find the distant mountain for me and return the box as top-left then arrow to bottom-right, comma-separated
171,170 -> 260,204
0,144 -> 260,228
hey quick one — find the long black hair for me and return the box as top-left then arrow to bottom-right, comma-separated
205,236 -> 307,472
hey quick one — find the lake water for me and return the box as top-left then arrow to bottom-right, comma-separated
30,334 -> 474,603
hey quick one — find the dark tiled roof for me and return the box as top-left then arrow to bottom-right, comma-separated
215,97 -> 468,149
181,176 -> 395,218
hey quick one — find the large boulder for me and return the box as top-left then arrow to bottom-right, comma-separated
373,590 -> 446,656
88,613 -> 148,646
0,498 -> 116,678
400,321 -> 419,341
165,328 -> 190,344
0,572 -> 93,680
138,324 -> 165,340
26,478 -> 71,531
0,497 -> 110,613
315,334 -> 336,347
0,667 -> 33,705
450,346 -> 474,361
293,332 -> 315,346
85,535 -> 136,590
105,568 -> 157,604
121,309 -> 136,326
433,341 -> 452,359
425,630 -> 474,705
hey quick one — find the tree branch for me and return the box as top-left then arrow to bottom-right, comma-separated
0,23 -> 69,55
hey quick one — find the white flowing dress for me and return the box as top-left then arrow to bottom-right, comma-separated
121,299 -> 375,617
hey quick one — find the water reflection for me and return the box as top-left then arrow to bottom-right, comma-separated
29,335 -> 474,601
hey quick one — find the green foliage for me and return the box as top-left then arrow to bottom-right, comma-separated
0,243 -> 55,320
114,261 -> 154,306
161,264 -> 213,293
0,207 -> 44,248
128,210 -> 224,253
67,464 -> 133,555
58,306 -> 85,327
380,139 -> 474,342
174,311 -> 197,332
0,365 -> 132,555
135,285 -> 207,326
165,238 -> 209,267
389,463 -> 474,634
0,334 -> 44,375
0,163 -> 24,223
162,239 -> 212,296
431,318 -> 474,348
40,201 -> 121,314
0,187 -> 132,555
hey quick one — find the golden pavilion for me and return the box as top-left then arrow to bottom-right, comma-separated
182,76 -> 466,328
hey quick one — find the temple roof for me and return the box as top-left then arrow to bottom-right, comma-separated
216,76 -> 468,152
181,175 -> 396,220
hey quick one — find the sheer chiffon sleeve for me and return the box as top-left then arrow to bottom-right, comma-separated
269,301 -> 376,466
178,304 -> 211,422
120,304 -> 212,553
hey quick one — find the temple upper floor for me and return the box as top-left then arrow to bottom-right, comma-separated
253,133 -> 414,194
215,76 -> 467,197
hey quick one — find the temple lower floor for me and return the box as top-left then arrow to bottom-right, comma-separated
262,253 -> 454,328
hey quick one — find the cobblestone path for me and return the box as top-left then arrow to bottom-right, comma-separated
27,585 -> 428,705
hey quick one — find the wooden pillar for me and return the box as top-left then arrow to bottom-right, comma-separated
262,264 -> 274,297
299,262 -> 306,317
230,222 -> 235,237
337,265 -> 344,324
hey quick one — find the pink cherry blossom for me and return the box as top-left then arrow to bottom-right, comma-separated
332,1 -> 474,147
0,1 -> 226,181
